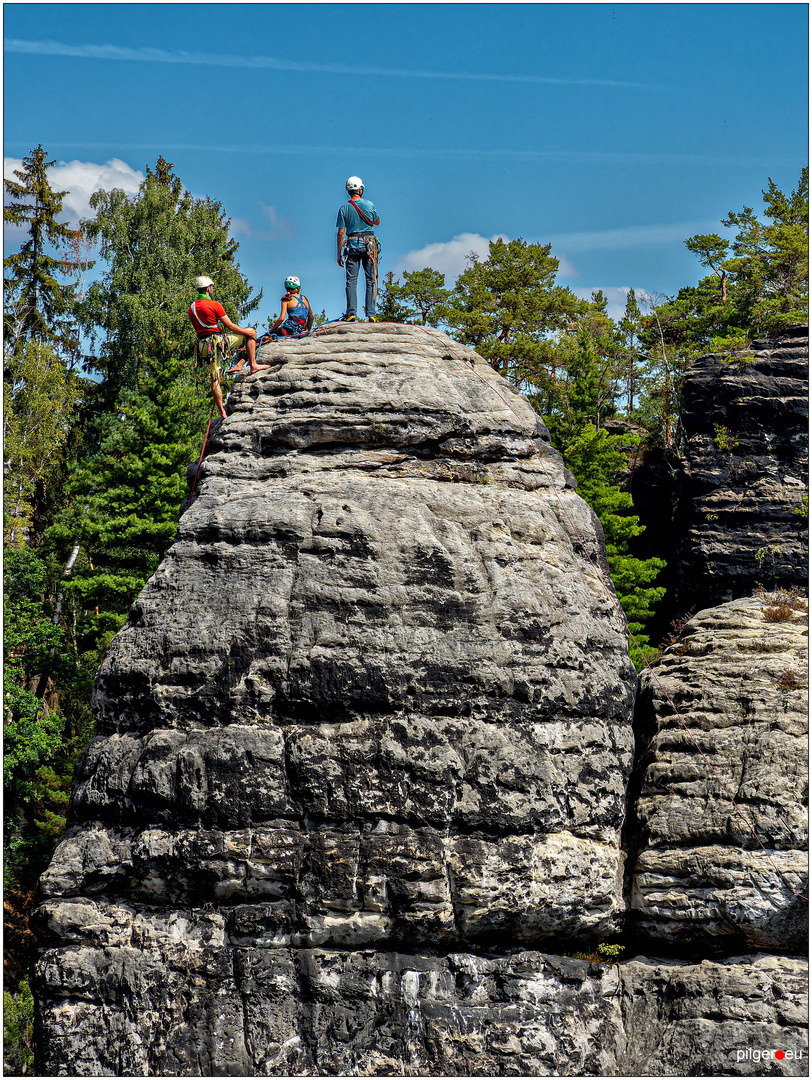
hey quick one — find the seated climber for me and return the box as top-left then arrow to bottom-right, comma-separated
267,276 -> 314,337
188,275 -> 268,419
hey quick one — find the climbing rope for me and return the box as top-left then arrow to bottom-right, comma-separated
189,402 -> 216,502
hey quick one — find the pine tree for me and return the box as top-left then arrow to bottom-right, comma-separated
541,300 -> 619,447
617,289 -> 646,419
377,271 -> 412,324
644,169 -> 809,356
441,237 -> 583,390
399,268 -> 451,326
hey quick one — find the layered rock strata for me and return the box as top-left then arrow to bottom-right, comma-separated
32,326 -> 809,1076
32,932 -> 808,1076
628,594 -> 809,952
676,326 -> 808,614
35,325 -> 639,1073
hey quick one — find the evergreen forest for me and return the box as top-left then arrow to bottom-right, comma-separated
4,149 -> 808,1045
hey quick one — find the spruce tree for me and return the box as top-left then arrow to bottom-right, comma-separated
3,144 -> 81,354
50,158 -> 260,662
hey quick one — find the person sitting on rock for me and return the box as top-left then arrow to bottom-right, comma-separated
336,176 -> 380,322
188,275 -> 268,419
267,276 -> 314,337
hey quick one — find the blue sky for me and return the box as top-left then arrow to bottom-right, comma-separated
4,2 -> 809,325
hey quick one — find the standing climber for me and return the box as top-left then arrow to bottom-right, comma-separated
336,176 -> 380,322
267,276 -> 314,337
188,275 -> 268,419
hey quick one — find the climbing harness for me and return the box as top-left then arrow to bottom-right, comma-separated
345,198 -> 381,311
192,331 -> 233,393
275,293 -> 311,337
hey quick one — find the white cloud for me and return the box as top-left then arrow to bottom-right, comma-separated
397,232 -> 510,280
233,203 -> 295,242
398,232 -> 582,285
52,158 -> 143,223
5,39 -> 648,88
550,253 -> 579,280
3,156 -> 143,226
544,221 -> 717,254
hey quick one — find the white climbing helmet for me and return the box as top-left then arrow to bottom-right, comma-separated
194,275 -> 214,290
285,276 -> 301,290
345,176 -> 364,194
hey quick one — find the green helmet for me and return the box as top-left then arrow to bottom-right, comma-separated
285,276 -> 300,290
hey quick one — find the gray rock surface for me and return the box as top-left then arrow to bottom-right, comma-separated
675,326 -> 808,613
618,953 -> 808,1076
32,912 -> 808,1077
32,325 -> 808,1075
46,324 -> 636,946
629,594 -> 808,951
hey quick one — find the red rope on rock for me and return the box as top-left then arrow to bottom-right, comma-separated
189,402 -> 216,503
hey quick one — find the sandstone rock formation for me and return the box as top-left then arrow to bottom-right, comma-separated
628,593 -> 808,953
31,933 -> 809,1076
675,326 -> 808,614
35,325 -> 636,1072
32,325 -> 808,1076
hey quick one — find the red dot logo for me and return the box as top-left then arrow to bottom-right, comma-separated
775,1051 -> 785,1060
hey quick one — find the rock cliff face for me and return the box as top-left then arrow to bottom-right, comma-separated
675,326 -> 808,615
628,594 -> 808,952
33,325 -> 808,1076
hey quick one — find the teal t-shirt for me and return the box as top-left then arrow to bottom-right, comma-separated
336,198 -> 378,234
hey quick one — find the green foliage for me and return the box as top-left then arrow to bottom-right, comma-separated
3,976 -> 35,1076
3,341 -> 86,545
77,156 -> 261,404
569,942 -> 626,964
377,271 -> 414,324
597,942 -> 625,961
540,302 -> 619,444
712,424 -> 739,452
561,427 -> 666,666
50,357 -> 211,660
616,288 -> 647,418
442,237 -> 583,388
378,267 -> 450,326
643,169 -> 808,356
793,495 -> 808,521
3,546 -> 91,891
3,144 -> 83,354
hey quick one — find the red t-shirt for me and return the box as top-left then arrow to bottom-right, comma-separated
189,297 -> 226,334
